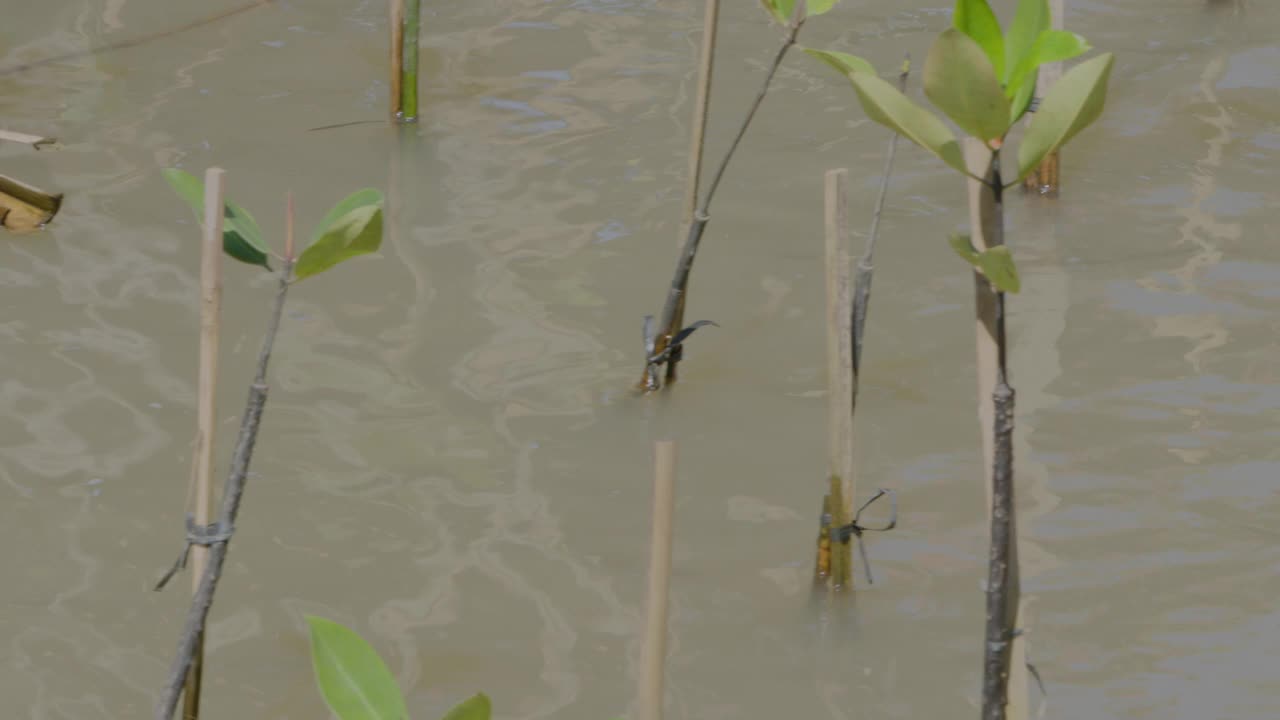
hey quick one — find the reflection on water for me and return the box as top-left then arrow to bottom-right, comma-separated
2,1 -> 1280,719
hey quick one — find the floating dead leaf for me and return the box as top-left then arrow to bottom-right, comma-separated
0,128 -> 57,149
0,174 -> 63,232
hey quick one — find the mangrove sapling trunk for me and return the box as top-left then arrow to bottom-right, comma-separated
155,198 -> 297,720
964,140 -> 1028,720
181,168 -> 226,720
663,0 -> 721,386
641,3 -> 808,391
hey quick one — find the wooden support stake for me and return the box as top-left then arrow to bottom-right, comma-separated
639,440 -> 677,720
823,168 -> 855,589
182,167 -> 224,720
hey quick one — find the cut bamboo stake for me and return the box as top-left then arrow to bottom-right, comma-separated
964,139 -> 1028,720
664,0 -> 720,385
389,0 -> 405,121
400,0 -> 421,122
1024,0 -> 1064,195
823,168 -> 854,589
639,440 -> 677,720
180,168 -> 225,720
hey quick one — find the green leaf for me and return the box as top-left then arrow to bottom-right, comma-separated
161,168 -> 271,269
949,233 -> 981,265
846,71 -> 966,175
762,0 -> 836,25
306,616 -> 409,720
1009,75 -> 1037,125
924,29 -> 1011,143
949,236 -> 1020,293
803,48 -> 875,78
440,694 -> 491,720
1016,52 -> 1114,182
294,188 -> 385,280
1005,0 -> 1050,85
1007,31 -> 1091,93
807,0 -> 839,16
953,0 -> 1004,79
978,246 -> 1021,293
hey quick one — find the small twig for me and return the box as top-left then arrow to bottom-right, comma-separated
851,55 -> 909,373
642,9 -> 807,391
0,0 -> 274,77
154,200 -> 296,720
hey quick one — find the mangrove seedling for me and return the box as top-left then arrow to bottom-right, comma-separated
640,0 -> 840,391
153,169 -> 384,720
810,0 -> 1112,717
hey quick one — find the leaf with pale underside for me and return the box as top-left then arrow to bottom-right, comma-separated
847,71 -> 967,175
925,28 -> 1011,143
294,188 -> 384,280
1016,52 -> 1114,182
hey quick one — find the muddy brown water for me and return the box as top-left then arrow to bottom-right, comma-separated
2,1 -> 1278,718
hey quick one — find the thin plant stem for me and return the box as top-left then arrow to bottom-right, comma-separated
0,0 -> 273,77
851,57 -> 909,373
155,201 -> 297,720
643,14 -> 806,390
664,0 -> 721,385
978,157 -> 1024,720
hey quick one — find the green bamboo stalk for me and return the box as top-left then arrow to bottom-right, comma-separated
400,0 -> 421,122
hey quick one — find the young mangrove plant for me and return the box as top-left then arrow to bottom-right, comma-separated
810,0 -> 1112,716
640,0 -> 840,391
153,169 -> 384,720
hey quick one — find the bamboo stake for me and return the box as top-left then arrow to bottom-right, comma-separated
639,440 -> 677,720
1024,0 -> 1064,195
389,0 -> 405,121
823,168 -> 854,589
180,168 -> 225,720
663,0 -> 720,385
964,139 -> 1028,720
155,196 -> 297,720
400,0 -> 421,122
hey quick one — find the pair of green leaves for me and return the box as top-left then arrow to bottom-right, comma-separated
760,0 -> 838,26
807,0 -> 1113,183
307,615 -> 491,720
949,235 -> 1020,293
161,169 -> 383,281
